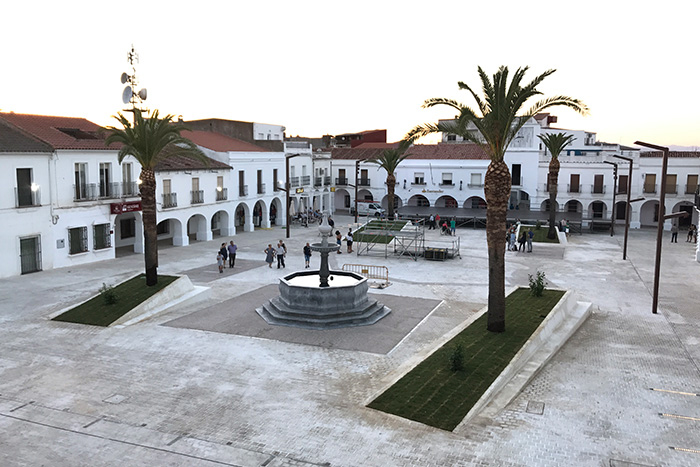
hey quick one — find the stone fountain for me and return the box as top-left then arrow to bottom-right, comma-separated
256,213 -> 390,329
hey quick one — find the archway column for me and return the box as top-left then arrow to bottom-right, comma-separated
134,214 -> 144,253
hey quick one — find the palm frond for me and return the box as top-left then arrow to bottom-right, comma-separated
538,132 -> 576,159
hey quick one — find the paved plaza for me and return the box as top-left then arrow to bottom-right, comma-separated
1,216 -> 699,466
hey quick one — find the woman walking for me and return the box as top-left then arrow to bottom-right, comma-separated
264,244 -> 275,268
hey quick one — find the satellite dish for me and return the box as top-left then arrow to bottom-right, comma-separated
122,86 -> 133,104
120,72 -> 129,84
137,88 -> 147,101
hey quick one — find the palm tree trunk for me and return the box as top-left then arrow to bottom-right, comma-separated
547,158 -> 560,239
140,168 -> 158,286
483,160 -> 511,333
386,174 -> 396,218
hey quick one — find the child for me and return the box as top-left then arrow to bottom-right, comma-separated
216,251 -> 224,273
303,243 -> 312,268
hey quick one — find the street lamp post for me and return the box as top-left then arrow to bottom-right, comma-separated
612,154 -> 636,260
280,154 -> 303,239
603,160 -> 618,236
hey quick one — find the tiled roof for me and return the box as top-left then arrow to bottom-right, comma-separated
0,112 -> 118,150
640,151 -> 700,158
0,118 -> 53,153
154,152 -> 232,172
180,130 -> 268,153
331,143 -> 489,161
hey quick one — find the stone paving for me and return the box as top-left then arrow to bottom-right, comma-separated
0,216 -> 699,466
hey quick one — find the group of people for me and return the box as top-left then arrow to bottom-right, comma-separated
216,241 -> 237,273
671,223 -> 698,243
264,240 -> 288,269
427,214 -> 457,236
507,224 -> 534,253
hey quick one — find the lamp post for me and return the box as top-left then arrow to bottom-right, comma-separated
280,154 -> 303,239
603,160 -> 618,236
612,154 -> 636,259
634,141 -> 687,314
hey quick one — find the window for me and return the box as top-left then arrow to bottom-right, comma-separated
68,226 -> 88,254
666,174 -> 677,194
511,164 -> 522,186
16,168 -> 37,207
191,177 -> 203,204
687,175 -> 698,194
122,163 -> 136,196
413,172 -> 425,185
618,175 -> 628,194
93,223 -> 111,250
99,163 -> 112,197
163,179 -> 171,194
446,134 -> 457,141
470,173 -> 482,187
441,173 -> 453,186
644,174 -> 656,193
569,174 -> 580,193
273,169 -> 279,191
120,218 -> 135,239
593,174 -> 604,194
74,163 -> 88,200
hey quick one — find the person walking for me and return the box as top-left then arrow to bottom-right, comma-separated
671,223 -> 679,243
227,241 -> 237,268
303,242 -> 312,268
429,214 -> 435,230
276,241 -> 286,268
264,244 -> 275,268
435,214 -> 441,230
346,229 -> 354,253
518,230 -> 527,252
219,243 -> 228,268
216,251 -> 224,273
509,228 -> 517,251
686,224 -> 696,242
335,230 -> 343,253
526,229 -> 534,253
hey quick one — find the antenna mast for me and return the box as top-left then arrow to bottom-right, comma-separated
120,44 -> 149,121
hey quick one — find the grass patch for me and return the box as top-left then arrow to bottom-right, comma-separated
530,227 -> 559,243
52,274 -> 179,327
367,288 -> 565,431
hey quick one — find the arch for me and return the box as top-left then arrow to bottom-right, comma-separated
114,211 -> 144,254
211,209 -> 231,237
253,200 -> 268,228
408,194 -> 430,207
187,213 -> 209,241
333,188 -> 351,212
235,202 -> 251,232
509,190 -> 530,210
672,201 -> 695,227
540,199 -> 552,212
614,201 -> 628,221
565,200 -> 582,213
270,197 -> 283,225
639,200 -> 659,227
357,189 -> 373,201
435,195 -> 458,208
381,194 -> 403,210
464,196 -> 486,209
157,217 -> 185,246
588,201 -> 607,219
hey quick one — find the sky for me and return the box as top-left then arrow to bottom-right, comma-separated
2,0 -> 700,148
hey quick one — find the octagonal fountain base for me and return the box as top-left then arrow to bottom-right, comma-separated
256,270 -> 391,330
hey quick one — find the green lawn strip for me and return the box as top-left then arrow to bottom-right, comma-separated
368,288 -> 565,430
530,227 -> 560,243
52,274 -> 179,327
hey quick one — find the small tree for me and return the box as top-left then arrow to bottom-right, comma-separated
538,133 -> 576,239
366,142 -> 411,219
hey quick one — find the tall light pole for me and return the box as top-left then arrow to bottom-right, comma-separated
612,154 -> 637,260
603,160 -> 618,236
280,153 -> 303,239
634,141 -> 687,314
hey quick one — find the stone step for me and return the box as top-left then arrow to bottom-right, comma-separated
256,301 -> 390,330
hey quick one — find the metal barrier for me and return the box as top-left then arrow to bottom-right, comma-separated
341,263 -> 390,288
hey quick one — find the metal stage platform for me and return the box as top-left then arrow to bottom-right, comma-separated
355,220 -> 425,261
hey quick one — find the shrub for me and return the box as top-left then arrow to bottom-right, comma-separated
449,344 -> 464,372
535,220 -> 542,230
528,271 -> 547,297
99,283 -> 119,305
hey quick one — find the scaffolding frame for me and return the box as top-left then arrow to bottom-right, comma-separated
354,219 -> 425,261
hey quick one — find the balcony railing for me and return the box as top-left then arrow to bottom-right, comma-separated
324,176 -> 331,185
301,175 -> 311,186
191,190 -> 204,204
412,181 -> 426,186
239,185 -> 248,197
591,184 -> 606,194
162,192 -> 177,208
643,184 -> 657,194
567,183 -> 581,193
257,183 -> 266,194
685,184 -> 698,195
216,187 -> 227,201
122,181 -> 139,197
15,187 -> 41,207
74,183 -> 97,201
468,182 -> 484,188
290,176 -> 300,188
617,185 -> 628,195
314,177 -> 323,187
98,182 -> 120,199
439,182 -> 454,187
512,177 -> 523,186
358,178 -> 371,186
336,177 -> 348,185
666,184 -> 678,195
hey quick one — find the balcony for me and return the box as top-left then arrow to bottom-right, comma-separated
511,177 -> 523,187
666,184 -> 678,195
412,181 -> 426,186
216,187 -> 228,201
74,183 -> 97,201
336,177 -> 348,185
301,175 -> 311,186
257,183 -> 266,195
15,186 -> 41,207
590,184 -> 606,194
324,176 -> 331,185
239,185 -> 248,197
617,185 -> 628,195
467,182 -> 484,189
643,184 -> 657,194
358,178 -> 371,186
567,183 -> 581,194
290,177 -> 300,188
122,181 -> 139,197
439,182 -> 454,187
162,192 -> 177,208
685,184 -> 698,195
191,190 -> 204,204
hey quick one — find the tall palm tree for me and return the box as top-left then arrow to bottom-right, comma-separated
538,132 -> 576,239
106,109 -> 207,286
407,66 -> 587,332
366,142 -> 411,218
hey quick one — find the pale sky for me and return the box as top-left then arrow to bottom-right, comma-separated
3,0 -> 699,148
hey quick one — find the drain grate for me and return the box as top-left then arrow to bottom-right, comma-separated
525,400 -> 545,415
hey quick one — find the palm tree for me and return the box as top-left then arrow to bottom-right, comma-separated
106,109 -> 207,286
407,66 -> 587,332
366,142 -> 411,218
538,133 -> 576,240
